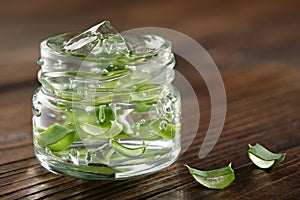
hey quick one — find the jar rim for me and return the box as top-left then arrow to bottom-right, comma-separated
40,32 -> 173,66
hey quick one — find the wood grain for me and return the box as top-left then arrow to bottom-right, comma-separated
0,0 -> 299,199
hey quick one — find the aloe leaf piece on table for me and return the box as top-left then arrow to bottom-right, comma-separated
185,163 -> 235,189
248,143 -> 286,169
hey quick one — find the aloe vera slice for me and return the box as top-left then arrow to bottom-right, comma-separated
105,69 -> 130,79
105,120 -> 123,137
106,63 -> 125,72
80,122 -> 110,136
185,163 -> 235,189
80,120 -> 123,138
103,148 -> 115,161
54,148 -> 88,160
47,133 -> 75,152
114,131 -> 131,139
86,148 -> 115,165
134,103 -> 153,113
248,143 -> 286,169
111,140 -> 146,157
134,84 -> 158,92
100,148 -> 115,164
131,84 -> 159,101
36,124 -> 75,151
98,105 -> 114,124
150,120 -> 176,140
65,69 -> 130,80
69,166 -> 120,175
76,110 -> 99,124
94,95 -> 113,104
134,120 -> 160,140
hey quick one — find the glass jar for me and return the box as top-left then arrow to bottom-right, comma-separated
32,25 -> 181,179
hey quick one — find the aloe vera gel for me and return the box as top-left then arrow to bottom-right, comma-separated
32,21 -> 181,179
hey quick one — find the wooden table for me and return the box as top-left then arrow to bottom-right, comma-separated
0,1 -> 299,199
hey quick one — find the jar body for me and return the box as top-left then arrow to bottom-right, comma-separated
32,84 -> 181,179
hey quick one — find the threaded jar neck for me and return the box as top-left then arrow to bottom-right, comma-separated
38,32 -> 176,101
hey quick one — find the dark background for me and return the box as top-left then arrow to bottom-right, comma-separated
0,0 -> 299,199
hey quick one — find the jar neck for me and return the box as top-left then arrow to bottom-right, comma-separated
39,81 -> 174,106
38,60 -> 175,99
38,33 -> 176,101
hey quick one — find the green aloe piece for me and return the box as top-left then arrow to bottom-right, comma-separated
80,122 -> 110,136
105,120 -> 123,137
80,120 -> 123,138
130,84 -> 159,101
133,100 -> 156,113
65,69 -> 130,80
54,148 -> 88,160
134,84 -> 158,92
111,140 -> 146,157
70,166 -> 121,175
97,95 -> 115,104
106,63 -> 125,72
105,69 -> 131,79
87,148 -> 115,165
248,143 -> 286,169
47,133 -> 75,152
76,110 -> 99,124
98,105 -> 114,124
101,148 -> 115,164
150,120 -> 176,140
114,131 -> 131,139
36,123 -> 75,151
134,120 -> 160,140
185,163 -> 235,189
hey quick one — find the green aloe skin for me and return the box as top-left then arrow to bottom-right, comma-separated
248,143 -> 286,169
185,144 -> 286,190
185,164 -> 235,190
